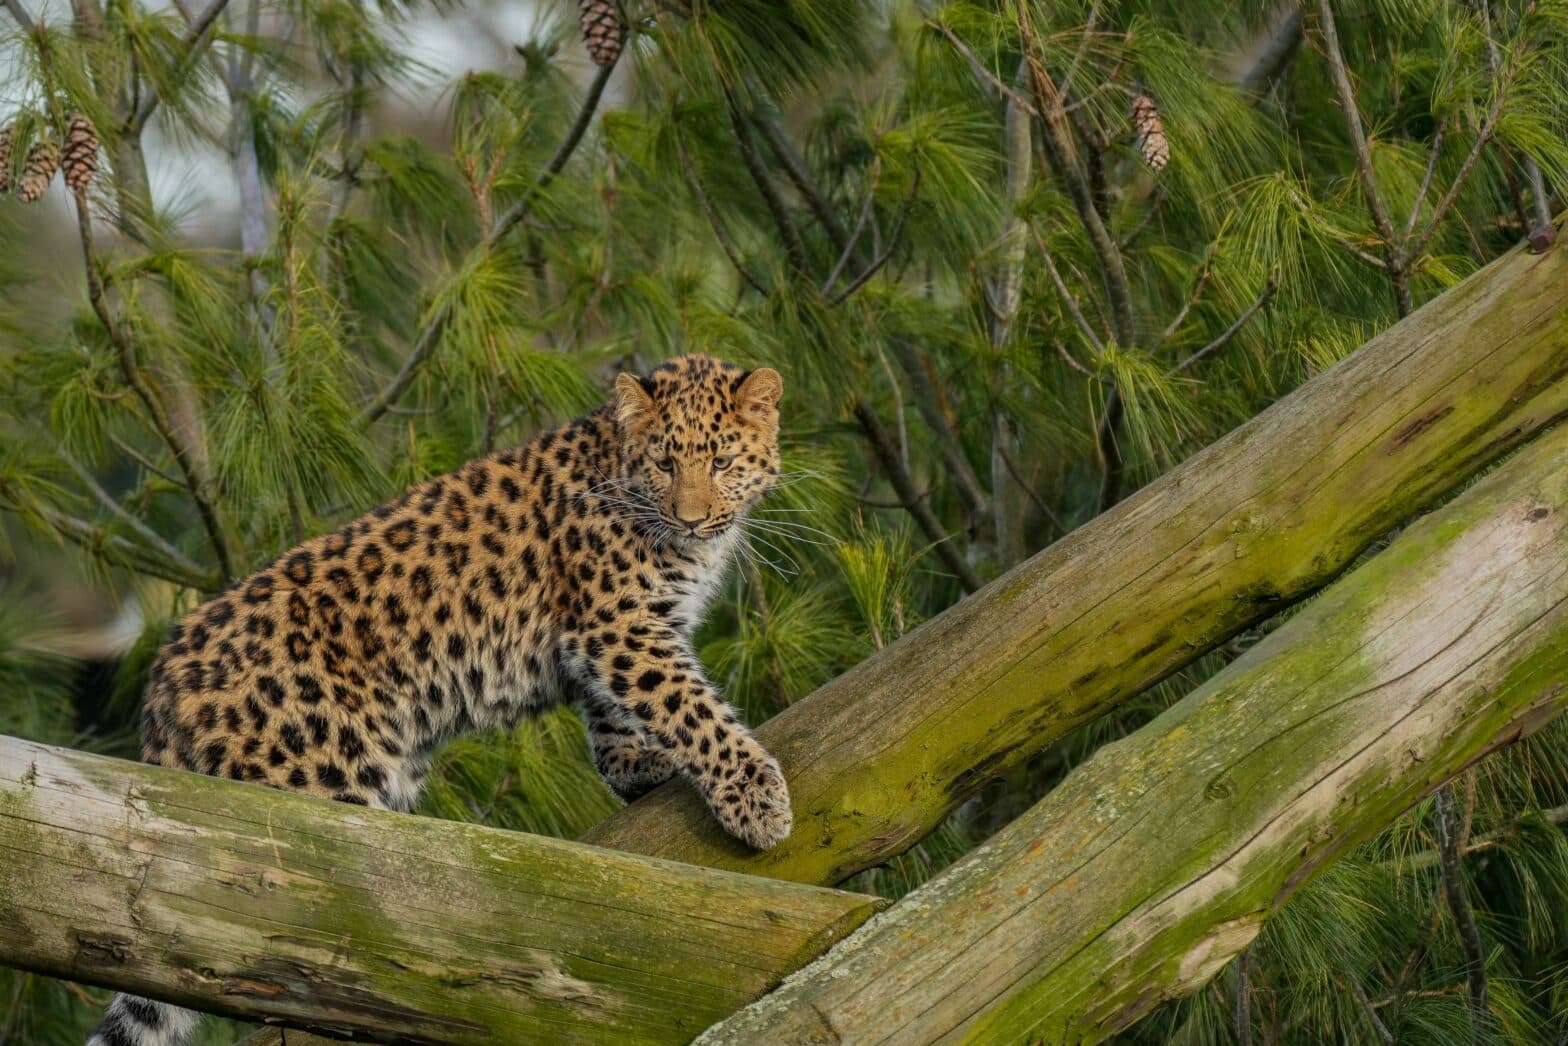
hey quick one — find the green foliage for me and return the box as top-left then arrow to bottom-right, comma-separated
1,0 -> 1566,1039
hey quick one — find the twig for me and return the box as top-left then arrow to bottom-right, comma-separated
725,93 -> 809,278
53,441 -> 209,579
853,400 -> 982,594
128,0 -> 236,133
1233,948 -> 1251,1046
1033,231 -> 1104,353
927,19 -> 1039,115
359,59 -> 616,426
1280,176 -> 1390,270
32,505 -> 220,590
1170,279 -> 1278,374
2,0 -> 35,33
752,106 -> 851,248
1406,92 -> 1505,264
1159,252 -> 1215,343
1314,0 -> 1400,249
1434,784 -> 1489,1025
492,58 -> 617,245
828,163 -> 919,305
997,441 -> 1068,535
1395,802 -> 1568,871
1348,973 -> 1395,1044
1403,117 -> 1448,242
111,435 -> 186,489
823,159 -> 879,293
70,186 -> 235,580
1238,7 -> 1304,101
677,134 -> 767,295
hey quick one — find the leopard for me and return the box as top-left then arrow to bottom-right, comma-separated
89,353 -> 793,1046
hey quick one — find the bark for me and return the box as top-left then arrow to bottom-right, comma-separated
582,230 -> 1568,886
703,421 -> 1568,1044
0,738 -> 881,1044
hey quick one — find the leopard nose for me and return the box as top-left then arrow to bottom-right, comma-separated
674,511 -> 709,531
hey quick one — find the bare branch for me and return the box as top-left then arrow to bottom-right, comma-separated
70,186 -> 235,580
828,164 -> 919,305
852,400 -> 983,594
1170,279 -> 1279,375
1402,117 -> 1447,243
1033,230 -> 1105,353
53,441 -> 209,580
33,505 -> 220,590
1434,783 -> 1489,1025
1315,0 -> 1409,313
128,0 -> 236,133
822,159 -> 879,293
927,19 -> 1038,116
2,0 -> 36,34
1407,94 -> 1505,263
752,106 -> 851,249
1348,974 -> 1396,1044
677,134 -> 767,296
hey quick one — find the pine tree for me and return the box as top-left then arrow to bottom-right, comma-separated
0,0 -> 1565,1040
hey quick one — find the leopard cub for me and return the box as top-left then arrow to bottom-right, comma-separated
91,354 -> 793,1046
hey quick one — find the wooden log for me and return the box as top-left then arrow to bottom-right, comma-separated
584,231 -> 1568,887
0,739 -> 882,1044
699,422 -> 1568,1044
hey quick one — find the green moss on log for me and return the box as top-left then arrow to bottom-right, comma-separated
700,422 -> 1568,1044
0,742 -> 883,1044
584,235 -> 1568,889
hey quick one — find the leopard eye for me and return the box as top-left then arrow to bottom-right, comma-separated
655,456 -> 674,473
712,455 -> 733,472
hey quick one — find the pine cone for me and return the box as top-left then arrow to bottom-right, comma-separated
0,125 -> 12,195
62,114 -> 100,192
579,0 -> 625,66
1130,94 -> 1168,173
18,139 -> 59,203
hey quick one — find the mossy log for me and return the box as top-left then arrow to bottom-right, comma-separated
585,233 -> 1568,887
0,740 -> 882,1044
700,423 -> 1568,1044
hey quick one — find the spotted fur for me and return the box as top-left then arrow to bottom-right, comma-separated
92,354 -> 792,1045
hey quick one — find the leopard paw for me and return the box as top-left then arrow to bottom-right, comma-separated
707,749 -> 792,850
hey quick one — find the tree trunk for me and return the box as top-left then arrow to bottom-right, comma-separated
0,738 -> 881,1044
583,231 -> 1568,886
701,420 -> 1568,1044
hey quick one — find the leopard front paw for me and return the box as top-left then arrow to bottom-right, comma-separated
706,748 -> 792,850
597,744 -> 678,803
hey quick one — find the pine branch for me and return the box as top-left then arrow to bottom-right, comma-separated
2,0 -> 35,34
1169,279 -> 1278,374
822,159 -> 878,293
127,0 -> 235,134
1434,783 -> 1489,1025
852,400 -> 982,594
1034,231 -> 1104,353
1238,7 -> 1304,101
32,504 -> 221,590
70,184 -> 235,581
1347,973 -> 1395,1044
1406,93 -> 1505,265
725,94 -> 809,279
752,106 -> 851,249
1402,117 -> 1448,243
359,59 -> 617,427
677,133 -> 766,296
1232,949 -> 1251,1046
1314,0 -> 1410,315
828,163 -> 918,305
53,441 -> 209,581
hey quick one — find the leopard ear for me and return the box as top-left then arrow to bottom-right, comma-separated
615,373 -> 657,436
736,368 -> 783,429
